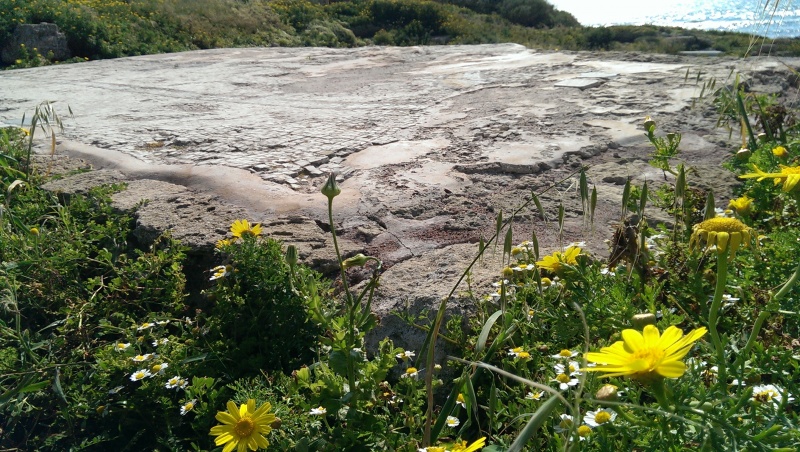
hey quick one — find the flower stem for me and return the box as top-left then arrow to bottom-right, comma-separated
739,261 -> 800,363
708,249 -> 729,384
649,377 -> 672,412
327,197 -> 357,395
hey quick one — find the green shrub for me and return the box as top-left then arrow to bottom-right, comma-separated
205,234 -> 326,377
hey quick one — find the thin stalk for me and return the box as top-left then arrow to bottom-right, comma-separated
327,197 -> 357,394
708,248 -> 729,384
739,261 -> 800,361
421,168 -> 582,446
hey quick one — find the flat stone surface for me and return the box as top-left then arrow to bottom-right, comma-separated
554,77 -> 604,89
578,71 -> 618,78
6,44 -> 797,354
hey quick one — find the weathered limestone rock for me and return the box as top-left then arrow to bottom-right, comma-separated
1,23 -> 71,64
12,44 -> 800,361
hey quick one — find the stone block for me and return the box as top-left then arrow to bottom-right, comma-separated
1,23 -> 71,65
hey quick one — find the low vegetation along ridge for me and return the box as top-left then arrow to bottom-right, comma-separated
2,0 -> 800,69
1,75 -> 800,449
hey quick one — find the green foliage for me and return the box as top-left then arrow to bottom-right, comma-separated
205,236 -> 325,376
3,0 -> 791,69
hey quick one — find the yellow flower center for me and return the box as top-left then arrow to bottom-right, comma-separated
631,348 -> 665,372
234,417 -> 255,437
558,349 -> 572,357
578,425 -> 592,437
594,411 -> 612,424
560,418 -> 573,428
697,217 -> 748,233
556,373 -> 571,383
754,390 -> 778,403
406,367 -> 417,375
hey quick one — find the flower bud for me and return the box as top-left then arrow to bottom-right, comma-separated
595,384 -> 619,402
270,417 -> 282,430
736,148 -> 751,161
321,173 -> 341,200
631,313 -> 656,329
502,266 -> 514,278
643,116 -> 656,133
343,253 -> 369,268
29,227 -> 39,235
285,244 -> 298,267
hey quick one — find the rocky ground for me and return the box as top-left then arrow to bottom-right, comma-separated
5,44 -> 800,358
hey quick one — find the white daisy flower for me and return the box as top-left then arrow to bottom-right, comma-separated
152,338 -> 169,347
551,349 -> 578,359
577,424 -> 592,440
309,406 -> 327,416
131,353 -> 154,363
209,265 -> 231,281
180,399 -> 196,415
584,409 -> 616,427
150,362 -> 169,375
136,322 -> 155,331
554,361 -> 582,376
115,342 -> 131,351
130,369 -> 152,381
445,416 -> 460,428
396,350 -> 415,360
165,376 -> 186,389
752,384 -> 794,405
554,414 -> 574,432
553,373 -> 579,391
525,390 -> 544,401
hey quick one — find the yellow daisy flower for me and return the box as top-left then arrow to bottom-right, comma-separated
535,246 -> 581,276
689,217 -> 756,259
230,219 -> 262,239
739,164 -> 800,193
210,399 -> 276,452
584,325 -> 707,380
727,195 -> 753,216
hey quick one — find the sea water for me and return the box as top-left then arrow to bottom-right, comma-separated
548,0 -> 800,38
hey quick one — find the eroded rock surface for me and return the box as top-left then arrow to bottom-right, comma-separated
7,45 -> 799,360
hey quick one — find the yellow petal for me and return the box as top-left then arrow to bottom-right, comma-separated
656,326 -> 682,351
222,440 -> 237,452
227,401 -> 241,421
656,360 -> 687,378
784,174 -> 800,192
621,329 -> 646,351
216,411 -> 237,425
716,232 -> 729,252
641,324 -> 661,347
